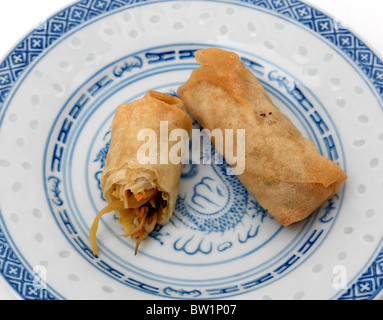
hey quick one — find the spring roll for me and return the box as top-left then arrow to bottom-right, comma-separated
90,91 -> 192,255
177,48 -> 347,226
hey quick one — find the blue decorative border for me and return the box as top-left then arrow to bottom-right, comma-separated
0,209 -> 63,300
335,237 -> 383,300
0,0 -> 382,300
1,0 -> 383,113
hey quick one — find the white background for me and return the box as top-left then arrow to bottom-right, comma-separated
0,0 -> 382,300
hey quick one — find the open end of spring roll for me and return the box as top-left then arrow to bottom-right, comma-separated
90,91 -> 192,256
90,180 -> 167,256
177,48 -> 347,226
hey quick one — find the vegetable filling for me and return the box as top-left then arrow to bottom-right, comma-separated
90,186 -> 167,256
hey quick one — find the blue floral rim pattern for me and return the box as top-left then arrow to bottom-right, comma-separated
0,0 -> 382,300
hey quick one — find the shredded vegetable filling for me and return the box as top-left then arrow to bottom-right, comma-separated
90,187 -> 167,256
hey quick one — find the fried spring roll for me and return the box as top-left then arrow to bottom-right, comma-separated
90,91 -> 192,255
177,48 -> 347,226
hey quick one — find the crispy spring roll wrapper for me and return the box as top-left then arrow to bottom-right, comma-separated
90,91 -> 192,255
177,48 -> 347,226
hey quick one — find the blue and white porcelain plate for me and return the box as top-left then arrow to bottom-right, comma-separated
0,0 -> 382,300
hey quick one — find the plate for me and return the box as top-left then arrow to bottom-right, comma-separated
0,0 -> 382,300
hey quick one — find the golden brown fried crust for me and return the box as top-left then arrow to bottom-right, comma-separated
178,48 -> 347,225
